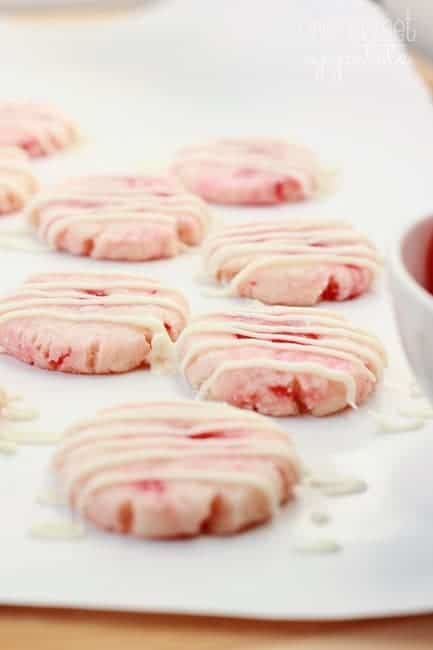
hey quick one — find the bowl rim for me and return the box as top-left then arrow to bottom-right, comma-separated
389,214 -> 433,313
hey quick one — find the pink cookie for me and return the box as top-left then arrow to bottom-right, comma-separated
177,307 -> 386,416
27,175 -> 210,261
0,147 -> 38,215
172,138 -> 324,205
53,401 -> 299,538
203,219 -> 381,306
0,103 -> 77,158
0,272 -> 189,374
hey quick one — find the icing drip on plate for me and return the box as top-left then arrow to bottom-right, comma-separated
310,510 -> 331,526
398,405 -> 433,420
36,488 -> 68,507
3,406 -> 39,421
0,387 -> 40,423
292,538 -> 341,554
0,389 -> 57,448
368,409 -> 425,434
2,430 -> 63,446
29,520 -> 85,540
372,371 -> 431,433
291,459 -> 367,554
0,439 -> 17,455
307,475 -> 368,498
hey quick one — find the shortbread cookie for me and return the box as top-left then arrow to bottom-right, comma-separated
203,219 -> 381,305
53,401 -> 300,538
0,273 -> 188,374
172,138 -> 324,205
0,147 -> 38,215
27,175 -> 210,261
0,103 -> 77,157
177,307 -> 386,416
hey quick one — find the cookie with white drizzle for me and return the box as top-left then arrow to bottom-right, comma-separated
0,102 -> 77,158
177,306 -> 386,416
53,400 -> 300,538
172,138 -> 326,205
203,219 -> 382,306
0,272 -> 189,374
26,175 -> 210,261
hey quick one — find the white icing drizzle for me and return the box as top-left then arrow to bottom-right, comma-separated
0,274 -> 189,369
0,309 -> 170,337
65,441 -> 294,496
202,219 -> 382,297
197,359 -> 358,406
382,375 -> 431,428
303,460 -> 368,498
368,409 -> 425,433
0,387 -> 39,424
384,377 -> 425,400
77,469 -> 280,517
3,430 -> 63,445
0,439 -> 17,454
310,510 -> 331,526
54,401 -> 299,524
298,461 -> 367,552
310,478 -> 368,498
292,538 -> 341,554
3,406 -> 39,421
398,406 -> 433,420
0,146 -> 38,214
15,278 -> 189,317
59,422 -> 286,462
180,332 -> 380,380
26,175 -> 209,250
177,307 -> 386,411
64,401 -> 290,436
29,520 -> 85,540
36,489 -> 68,507
0,389 -> 45,452
178,310 -> 385,365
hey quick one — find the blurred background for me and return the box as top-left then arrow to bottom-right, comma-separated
383,1 -> 433,58
0,2 -> 431,61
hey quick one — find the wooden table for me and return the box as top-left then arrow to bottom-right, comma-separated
2,608 -> 433,649
1,22 -> 433,645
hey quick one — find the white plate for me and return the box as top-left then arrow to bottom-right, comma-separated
1,0 -> 433,621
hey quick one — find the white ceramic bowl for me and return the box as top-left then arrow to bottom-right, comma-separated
389,215 -> 433,400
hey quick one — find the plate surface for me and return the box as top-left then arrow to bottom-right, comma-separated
1,0 -> 433,620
